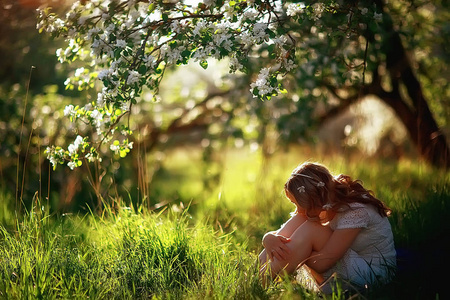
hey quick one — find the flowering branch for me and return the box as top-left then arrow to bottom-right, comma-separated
38,0 -> 382,170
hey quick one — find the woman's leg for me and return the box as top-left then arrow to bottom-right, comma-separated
261,220 -> 332,279
259,213 -> 309,268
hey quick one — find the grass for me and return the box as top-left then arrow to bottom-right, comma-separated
1,146 -> 449,299
0,203 -> 264,299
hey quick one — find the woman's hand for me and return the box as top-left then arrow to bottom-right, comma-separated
262,232 -> 292,261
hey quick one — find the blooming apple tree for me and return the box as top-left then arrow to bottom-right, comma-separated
38,0 -> 382,170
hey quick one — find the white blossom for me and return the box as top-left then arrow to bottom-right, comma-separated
121,102 -> 130,112
86,28 -> 101,40
97,92 -> 106,106
170,20 -> 183,34
78,16 -> 88,25
116,39 -> 127,48
143,54 -> 156,68
64,104 -> 76,116
97,69 -> 110,80
311,3 -> 325,21
239,31 -> 253,47
193,20 -> 208,36
74,135 -> 83,148
286,3 -> 304,16
110,143 -> 120,153
284,59 -> 297,72
374,12 -> 383,22
229,57 -> 243,72
203,0 -> 215,7
243,9 -> 258,21
250,68 -> 278,97
90,109 -> 103,128
126,70 -> 141,85
85,153 -> 95,162
68,135 -> 83,155
74,67 -> 85,77
46,147 -> 58,168
252,23 -> 268,42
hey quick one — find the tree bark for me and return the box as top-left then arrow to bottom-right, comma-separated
373,1 -> 450,169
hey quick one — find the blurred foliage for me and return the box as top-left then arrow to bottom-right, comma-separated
0,0 -> 69,93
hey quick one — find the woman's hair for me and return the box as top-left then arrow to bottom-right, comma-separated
284,162 -> 391,220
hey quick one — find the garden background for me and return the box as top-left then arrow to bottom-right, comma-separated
0,0 -> 449,299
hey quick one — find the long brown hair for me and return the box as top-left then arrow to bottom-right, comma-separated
284,162 -> 391,219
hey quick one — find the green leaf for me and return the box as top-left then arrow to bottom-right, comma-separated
138,65 -> 147,75
119,149 -> 129,158
181,49 -> 191,58
200,60 -> 208,69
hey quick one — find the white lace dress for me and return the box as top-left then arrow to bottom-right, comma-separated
324,202 -> 396,291
297,202 -> 397,293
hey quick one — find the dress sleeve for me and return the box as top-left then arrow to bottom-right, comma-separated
335,207 -> 370,229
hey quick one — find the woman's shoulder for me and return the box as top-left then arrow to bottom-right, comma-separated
331,202 -> 372,229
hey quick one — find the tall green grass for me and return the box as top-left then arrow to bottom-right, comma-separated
0,203 -> 265,299
1,146 -> 449,299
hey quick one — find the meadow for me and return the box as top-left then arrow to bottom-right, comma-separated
1,146 -> 449,299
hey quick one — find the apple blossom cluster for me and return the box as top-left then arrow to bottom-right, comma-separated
37,0 -> 383,169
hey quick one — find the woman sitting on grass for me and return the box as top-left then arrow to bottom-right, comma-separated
259,162 -> 396,293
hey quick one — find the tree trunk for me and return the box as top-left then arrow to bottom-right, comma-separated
379,35 -> 450,168
373,0 -> 450,169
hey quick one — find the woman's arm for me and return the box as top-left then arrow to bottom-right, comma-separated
306,227 -> 361,273
261,213 -> 308,261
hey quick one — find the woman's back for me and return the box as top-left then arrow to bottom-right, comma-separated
325,202 -> 396,288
